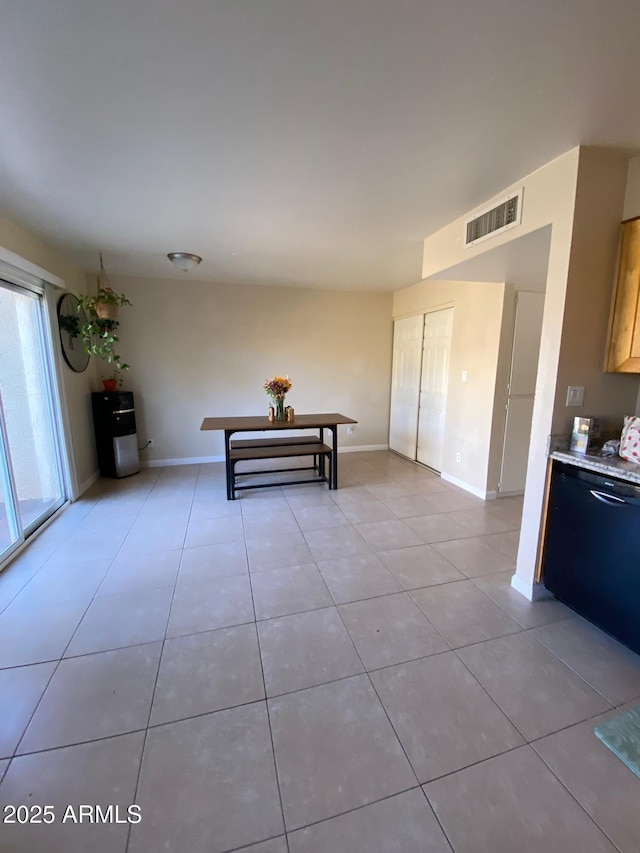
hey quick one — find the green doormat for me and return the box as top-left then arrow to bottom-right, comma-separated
594,704 -> 640,779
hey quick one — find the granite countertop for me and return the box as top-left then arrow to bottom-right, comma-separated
550,450 -> 640,485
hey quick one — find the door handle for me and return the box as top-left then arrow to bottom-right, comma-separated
589,490 -> 626,506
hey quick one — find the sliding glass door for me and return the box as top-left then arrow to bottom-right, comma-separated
0,280 -> 66,563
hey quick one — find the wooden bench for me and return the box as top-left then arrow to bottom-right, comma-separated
228,442 -> 333,498
230,435 -> 320,449
230,435 -> 322,475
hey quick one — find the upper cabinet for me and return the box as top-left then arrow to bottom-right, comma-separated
606,218 -> 640,373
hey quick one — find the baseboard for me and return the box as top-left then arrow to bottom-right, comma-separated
441,472 -> 495,501
76,470 -> 99,497
339,444 -> 388,453
140,444 -> 389,468
510,573 -> 534,601
141,455 -> 225,468
510,573 -> 552,602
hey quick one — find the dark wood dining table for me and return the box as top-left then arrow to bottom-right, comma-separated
200,413 -> 357,500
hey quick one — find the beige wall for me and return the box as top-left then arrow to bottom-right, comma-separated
554,148 -> 639,435
417,147 -> 640,598
0,217 -> 98,493
393,279 -> 506,496
623,154 -> 640,221
109,275 -> 393,462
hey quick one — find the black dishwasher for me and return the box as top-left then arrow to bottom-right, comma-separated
543,461 -> 640,654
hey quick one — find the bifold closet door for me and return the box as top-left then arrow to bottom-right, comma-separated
389,315 -> 424,459
416,308 -> 453,472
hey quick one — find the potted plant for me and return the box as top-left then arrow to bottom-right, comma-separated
101,367 -> 128,392
76,257 -> 132,390
94,287 -> 132,319
77,288 -> 132,321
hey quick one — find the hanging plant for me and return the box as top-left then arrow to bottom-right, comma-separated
76,254 -> 132,382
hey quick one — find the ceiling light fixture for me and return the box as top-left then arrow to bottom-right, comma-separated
167,252 -> 202,272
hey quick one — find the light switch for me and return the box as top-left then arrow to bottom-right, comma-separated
566,386 -> 585,407
461,370 -> 467,383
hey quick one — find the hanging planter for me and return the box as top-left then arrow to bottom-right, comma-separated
95,301 -> 119,320
94,253 -> 131,319
75,253 -> 133,388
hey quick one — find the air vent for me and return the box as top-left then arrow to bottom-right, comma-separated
464,188 -> 523,248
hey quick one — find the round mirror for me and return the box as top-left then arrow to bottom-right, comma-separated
57,293 -> 90,373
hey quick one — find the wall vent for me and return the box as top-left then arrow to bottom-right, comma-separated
464,188 -> 523,248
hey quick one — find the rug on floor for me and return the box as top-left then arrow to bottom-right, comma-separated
594,704 -> 640,779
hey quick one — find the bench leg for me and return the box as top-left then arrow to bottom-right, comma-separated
318,428 -> 326,480
224,431 -> 233,500
324,451 -> 333,488
231,459 -> 238,500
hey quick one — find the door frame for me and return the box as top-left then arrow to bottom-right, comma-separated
0,251 -> 74,570
498,290 -> 545,494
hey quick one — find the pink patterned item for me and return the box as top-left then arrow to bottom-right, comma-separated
620,415 -> 640,463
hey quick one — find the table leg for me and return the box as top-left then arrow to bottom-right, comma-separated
318,427 -> 325,480
225,430 -> 233,500
330,425 -> 338,489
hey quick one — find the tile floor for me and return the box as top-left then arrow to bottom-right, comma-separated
1,451 -> 640,852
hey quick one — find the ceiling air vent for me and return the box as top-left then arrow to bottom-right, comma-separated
464,188 -> 523,248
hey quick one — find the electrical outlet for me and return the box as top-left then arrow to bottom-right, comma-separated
566,386 -> 585,407
456,452 -> 462,463
346,426 -> 354,436
148,439 -> 154,448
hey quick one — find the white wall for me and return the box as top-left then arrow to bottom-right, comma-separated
393,279 -> 506,497
418,147 -> 640,598
0,217 -> 98,493
108,275 -> 393,463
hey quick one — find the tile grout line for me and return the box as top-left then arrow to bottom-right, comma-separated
2,477 -> 161,769
124,475 -> 198,853
525,628 -> 623,708
530,742 -> 625,853
332,601 -> 423,785
244,534 -> 291,853
331,600 -> 457,851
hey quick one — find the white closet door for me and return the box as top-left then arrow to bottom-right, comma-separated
389,315 -> 424,459
417,308 -> 453,472
499,291 -> 545,493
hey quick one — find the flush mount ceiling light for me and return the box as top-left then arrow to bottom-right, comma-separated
167,252 -> 202,272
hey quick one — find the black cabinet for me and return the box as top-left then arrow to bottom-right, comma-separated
543,461 -> 640,654
91,392 -> 140,478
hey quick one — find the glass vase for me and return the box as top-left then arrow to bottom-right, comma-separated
275,397 -> 286,421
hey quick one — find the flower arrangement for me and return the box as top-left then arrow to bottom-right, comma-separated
264,375 -> 292,400
264,375 -> 292,420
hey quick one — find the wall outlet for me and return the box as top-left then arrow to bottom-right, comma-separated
147,439 -> 154,448
566,386 -> 585,407
346,426 -> 354,436
455,452 -> 462,463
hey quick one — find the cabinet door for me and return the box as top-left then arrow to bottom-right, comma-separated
606,218 -> 640,372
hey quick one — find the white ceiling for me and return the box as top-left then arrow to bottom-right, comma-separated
2,1 -> 640,291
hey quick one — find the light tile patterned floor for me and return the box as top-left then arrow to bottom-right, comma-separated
1,451 -> 640,852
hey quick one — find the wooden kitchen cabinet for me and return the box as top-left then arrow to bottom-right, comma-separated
606,217 -> 640,372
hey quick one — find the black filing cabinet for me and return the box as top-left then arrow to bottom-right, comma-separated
91,391 -> 140,478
